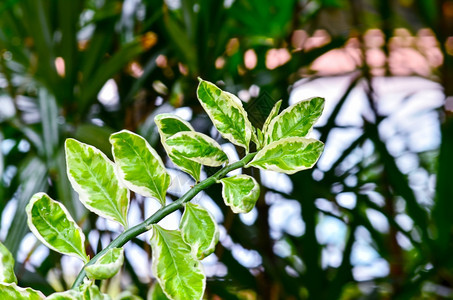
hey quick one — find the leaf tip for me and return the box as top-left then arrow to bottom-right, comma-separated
64,138 -> 77,148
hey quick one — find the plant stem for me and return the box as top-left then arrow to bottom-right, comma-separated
71,152 -> 256,289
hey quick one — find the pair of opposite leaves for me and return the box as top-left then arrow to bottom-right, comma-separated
21,79 -> 325,300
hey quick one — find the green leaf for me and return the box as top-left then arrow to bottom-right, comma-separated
26,193 -> 89,263
147,283 -> 169,300
250,127 -> 261,148
115,291 -> 143,300
65,138 -> 129,228
154,114 -> 194,139
150,225 -> 205,300
110,130 -> 170,206
180,203 -> 219,259
255,128 -> 264,149
154,114 -> 202,182
197,79 -> 253,152
0,282 -> 45,300
265,97 -> 324,144
247,137 -> 324,174
219,175 -> 260,214
0,241 -> 17,283
165,132 -> 228,167
47,290 -> 82,300
85,248 -> 124,280
79,283 -> 111,300
262,99 -> 282,135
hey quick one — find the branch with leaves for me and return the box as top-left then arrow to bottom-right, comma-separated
0,79 -> 325,300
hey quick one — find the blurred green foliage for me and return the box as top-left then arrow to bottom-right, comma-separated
0,0 -> 452,299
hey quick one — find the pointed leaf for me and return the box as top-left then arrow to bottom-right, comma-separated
110,130 -> 170,206
180,203 -> 219,259
165,132 -> 228,167
255,128 -> 264,149
65,138 -> 129,228
262,100 -> 282,135
154,114 -> 194,140
148,282 -> 170,300
0,242 -> 17,283
197,79 -> 253,152
154,114 -> 202,182
79,283 -> 111,300
85,248 -> 124,280
0,282 -> 45,300
26,193 -> 88,263
247,137 -> 324,174
220,175 -> 260,214
47,290 -> 82,300
250,127 -> 261,148
265,97 -> 324,144
150,225 -> 205,300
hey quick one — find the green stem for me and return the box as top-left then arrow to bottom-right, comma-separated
71,152 -> 256,289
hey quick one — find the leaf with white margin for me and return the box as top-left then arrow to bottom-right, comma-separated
47,290 -> 82,300
220,175 -> 260,214
79,282 -> 111,300
110,130 -> 170,206
0,282 -> 45,300
262,99 -> 282,136
0,241 -> 17,283
154,113 -> 194,140
154,114 -> 202,182
85,248 -> 124,280
26,193 -> 89,263
255,128 -> 264,149
180,203 -> 219,259
65,138 -> 129,228
265,97 -> 324,144
150,225 -> 205,300
197,79 -> 253,152
147,282 -> 170,300
165,132 -> 228,167
250,127 -> 261,148
115,291 -> 142,300
247,137 -> 324,174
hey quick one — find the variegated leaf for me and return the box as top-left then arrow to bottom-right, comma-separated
220,175 -> 260,214
165,132 -> 228,167
115,291 -> 142,300
265,97 -> 324,144
110,130 -> 170,206
79,282 -> 111,300
247,137 -> 324,174
197,79 -> 253,152
262,99 -> 282,135
154,113 -> 194,139
26,193 -> 88,263
0,282 -> 45,300
85,248 -> 124,280
0,241 -> 17,283
150,225 -> 205,300
255,128 -> 264,149
180,203 -> 219,259
148,282 -> 170,300
65,138 -> 129,228
250,127 -> 261,148
47,290 -> 82,300
154,114 -> 202,181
